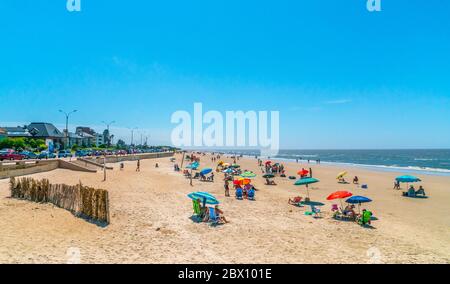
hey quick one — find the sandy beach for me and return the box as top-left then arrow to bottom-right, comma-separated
0,153 -> 449,264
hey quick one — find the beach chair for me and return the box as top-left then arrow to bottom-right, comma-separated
208,207 -> 220,225
235,188 -> 243,200
289,197 -> 303,207
331,204 -> 339,212
247,189 -> 255,200
192,200 -> 201,216
306,205 -> 321,218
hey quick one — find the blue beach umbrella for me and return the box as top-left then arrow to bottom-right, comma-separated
200,168 -> 213,175
222,168 -> 234,174
396,175 -> 421,183
188,192 -> 220,206
395,175 -> 421,189
346,195 -> 372,213
346,196 -> 372,204
186,162 -> 200,169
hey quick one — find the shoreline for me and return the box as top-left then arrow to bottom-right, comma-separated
1,152 -> 449,263
198,152 -> 450,177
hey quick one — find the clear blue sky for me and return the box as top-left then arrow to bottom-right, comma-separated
1,0 -> 449,149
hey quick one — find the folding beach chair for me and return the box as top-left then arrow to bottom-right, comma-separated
247,189 -> 255,201
235,188 -> 243,200
306,205 -> 321,218
208,207 -> 220,225
192,200 -> 201,216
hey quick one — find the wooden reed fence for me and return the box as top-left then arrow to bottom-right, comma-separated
9,177 -> 110,225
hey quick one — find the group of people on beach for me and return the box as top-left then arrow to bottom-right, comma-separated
223,176 -> 256,200
194,199 -> 228,224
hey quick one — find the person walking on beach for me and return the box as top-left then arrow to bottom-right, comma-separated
136,159 -> 140,172
224,179 -> 230,197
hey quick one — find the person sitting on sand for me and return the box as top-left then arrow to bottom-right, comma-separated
120,162 -> 124,171
416,186 -> 426,196
215,205 -> 229,223
353,176 -> 359,184
343,205 -> 356,219
265,178 -> 276,185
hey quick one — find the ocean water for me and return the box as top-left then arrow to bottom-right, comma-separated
213,149 -> 450,176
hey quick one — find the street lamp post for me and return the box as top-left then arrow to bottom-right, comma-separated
102,120 -> 116,147
129,127 -> 138,150
59,109 -> 77,150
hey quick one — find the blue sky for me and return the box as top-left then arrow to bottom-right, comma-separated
1,0 -> 449,149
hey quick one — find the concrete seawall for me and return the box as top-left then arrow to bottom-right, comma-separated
0,160 -> 60,179
0,152 -> 175,180
85,152 -> 175,164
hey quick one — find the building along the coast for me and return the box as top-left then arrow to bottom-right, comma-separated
0,128 -> 6,141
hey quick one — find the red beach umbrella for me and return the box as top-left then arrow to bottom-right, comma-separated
327,191 -> 353,209
327,191 -> 353,200
297,169 -> 309,176
265,161 -> 272,165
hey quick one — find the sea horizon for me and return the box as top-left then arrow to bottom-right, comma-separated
187,148 -> 450,176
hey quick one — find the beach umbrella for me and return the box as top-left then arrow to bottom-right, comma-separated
297,169 -> 309,176
395,175 -> 421,189
327,191 -> 353,208
294,177 -> 320,199
200,168 -> 213,175
336,171 -> 348,179
231,164 -> 241,168
263,174 -> 275,179
238,177 -> 252,185
222,168 -> 234,174
265,161 -> 272,165
395,175 -> 421,183
346,195 -> 372,214
240,171 -> 257,178
327,191 -> 353,200
188,192 -> 220,207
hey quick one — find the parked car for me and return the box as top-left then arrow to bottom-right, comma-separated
58,150 -> 72,158
38,151 -> 56,159
19,151 -> 39,159
0,149 -> 25,161
75,150 -> 87,157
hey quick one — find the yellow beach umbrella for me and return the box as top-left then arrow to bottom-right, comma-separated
336,171 -> 347,179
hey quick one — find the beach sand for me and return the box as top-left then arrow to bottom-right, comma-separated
0,153 -> 449,264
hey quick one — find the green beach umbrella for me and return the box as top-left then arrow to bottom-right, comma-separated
240,171 -> 257,178
294,177 -> 320,200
